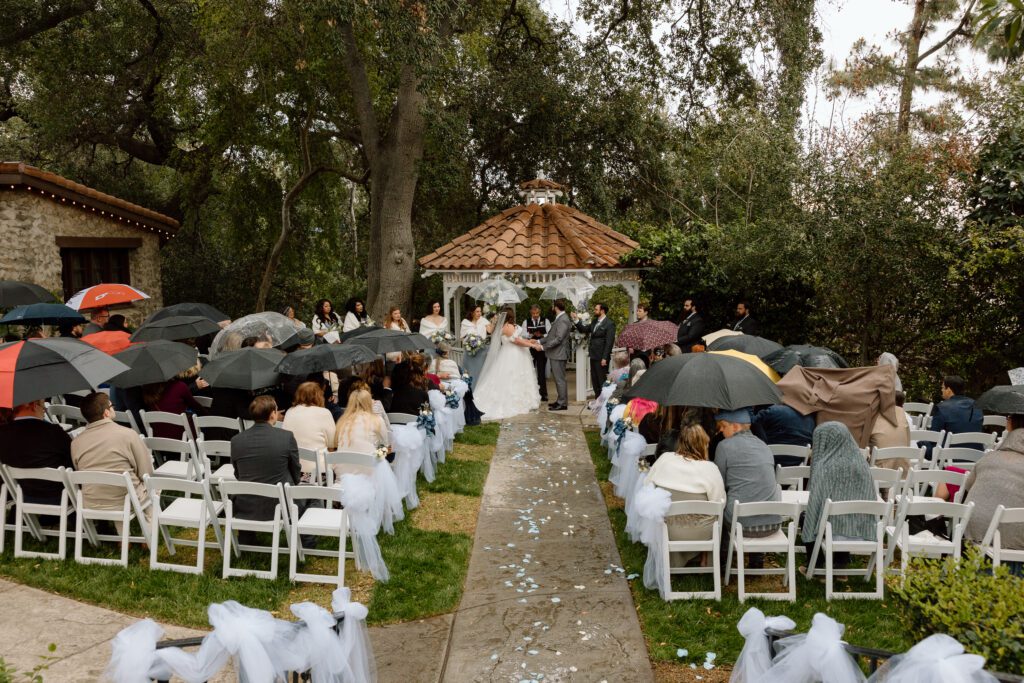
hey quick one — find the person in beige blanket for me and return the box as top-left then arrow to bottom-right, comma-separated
71,392 -> 155,531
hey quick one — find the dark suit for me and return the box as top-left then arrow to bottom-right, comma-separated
524,316 -> 549,400
229,423 -> 299,521
733,315 -> 761,336
929,395 -> 985,455
0,418 -> 73,503
676,312 -> 706,350
575,316 -> 616,394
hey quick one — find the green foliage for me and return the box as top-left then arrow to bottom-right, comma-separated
0,644 -> 57,683
892,550 -> 1024,674
974,0 -> 1024,62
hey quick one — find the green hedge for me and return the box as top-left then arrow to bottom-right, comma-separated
892,548 -> 1024,674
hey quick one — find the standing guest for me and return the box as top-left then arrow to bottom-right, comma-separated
460,305 -> 493,383
876,352 -> 903,393
801,422 -> 878,569
0,400 -> 73,506
522,304 -> 550,403
418,301 -> 448,340
636,302 -> 650,321
732,301 -> 760,336
71,392 -> 154,529
676,298 -> 706,351
311,299 -> 341,339
753,404 -> 815,465
870,391 -> 912,449
58,321 -> 83,338
281,305 -> 306,329
571,303 -> 616,395
342,298 -> 369,332
142,374 -> 207,440
103,314 -> 131,333
714,408 -> 781,569
83,308 -> 110,335
646,424 -> 726,566
282,381 -> 337,478
229,396 -> 300,524
390,362 -> 429,415
962,414 -> 1024,564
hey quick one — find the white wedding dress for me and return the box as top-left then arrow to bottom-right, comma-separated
474,320 -> 541,420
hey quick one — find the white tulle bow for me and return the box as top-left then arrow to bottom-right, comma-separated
729,607 -> 796,683
866,634 -> 997,683
631,484 -> 673,598
391,423 -> 425,508
338,474 -> 389,581
761,612 -> 865,683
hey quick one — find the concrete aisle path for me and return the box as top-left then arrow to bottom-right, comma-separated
440,410 -> 654,682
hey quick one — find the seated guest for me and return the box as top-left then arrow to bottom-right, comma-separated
929,375 -> 984,454
142,374 -> 207,440
0,400 -> 73,506
645,424 -> 726,566
429,343 -> 460,380
963,414 -> 1024,562
229,396 -> 300,524
389,361 -> 429,415
801,421 -> 878,569
83,308 -> 109,335
409,352 -> 440,391
282,381 -> 337,478
361,360 -> 393,412
608,350 -> 630,383
103,314 -> 131,333
753,403 -> 815,462
333,388 -> 389,477
71,392 -> 154,529
714,408 -> 781,568
870,390 -> 911,449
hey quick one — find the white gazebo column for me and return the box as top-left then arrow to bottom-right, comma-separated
575,345 -> 591,402
442,277 -> 456,330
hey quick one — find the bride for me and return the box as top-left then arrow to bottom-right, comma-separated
474,307 -> 543,420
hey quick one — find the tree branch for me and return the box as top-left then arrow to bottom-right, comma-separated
339,20 -> 380,165
0,0 -> 97,48
917,0 -> 978,63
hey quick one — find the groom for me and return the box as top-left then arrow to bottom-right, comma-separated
541,299 -> 573,411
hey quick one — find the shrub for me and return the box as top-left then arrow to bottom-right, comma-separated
892,548 -> 1024,674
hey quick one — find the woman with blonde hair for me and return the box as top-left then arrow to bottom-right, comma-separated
645,424 -> 726,565
335,388 -> 389,456
282,381 -> 337,478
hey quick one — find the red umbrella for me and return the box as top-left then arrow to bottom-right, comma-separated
0,338 -> 129,408
66,283 -> 149,311
615,319 -> 679,351
81,330 -> 133,354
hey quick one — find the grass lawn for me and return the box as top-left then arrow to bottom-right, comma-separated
583,429 -> 917,675
0,423 -> 499,629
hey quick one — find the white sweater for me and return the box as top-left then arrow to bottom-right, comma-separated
645,454 -> 726,503
282,405 -> 336,452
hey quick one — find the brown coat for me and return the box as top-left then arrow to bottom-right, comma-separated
70,419 -> 154,509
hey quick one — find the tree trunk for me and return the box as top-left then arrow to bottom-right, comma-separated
897,0 -> 929,137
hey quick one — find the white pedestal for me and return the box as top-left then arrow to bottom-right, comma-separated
575,345 -> 591,403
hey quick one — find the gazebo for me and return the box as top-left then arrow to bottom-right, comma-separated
418,179 -> 648,399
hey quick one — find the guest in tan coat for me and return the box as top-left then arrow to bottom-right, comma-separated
870,391 -> 912,450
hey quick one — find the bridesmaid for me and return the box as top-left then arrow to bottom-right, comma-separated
385,306 -> 409,363
311,299 -> 341,339
459,304 -> 492,382
342,297 -> 369,332
418,300 -> 448,340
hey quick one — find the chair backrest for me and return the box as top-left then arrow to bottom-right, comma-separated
903,402 -> 933,418
193,395 -> 213,409
943,431 -> 996,449
643,443 -> 658,457
910,429 -> 946,445
297,447 -> 321,477
323,450 -> 377,469
387,412 -> 417,425
141,410 -> 195,440
143,474 -> 209,500
665,500 -> 724,519
905,469 -> 968,503
732,500 -> 801,523
5,465 -> 67,486
241,419 -> 255,430
900,500 -> 973,532
142,436 -> 196,458
193,415 -> 242,438
768,444 -> 811,464
870,446 -> 927,468
65,470 -> 138,513
980,505 -> 1024,553
775,465 -> 811,490
45,404 -> 85,426
218,480 -> 286,518
869,467 -> 902,497
934,447 -> 987,472
283,483 -> 342,506
111,409 -> 141,433
197,439 -> 232,460
821,499 -> 890,533
983,415 -> 1007,430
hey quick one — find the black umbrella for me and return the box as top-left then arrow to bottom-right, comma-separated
277,344 -> 377,375
0,303 -> 87,326
0,337 -> 130,408
762,344 -> 849,375
145,302 -> 230,325
109,341 -> 199,388
625,352 -> 782,409
0,281 -> 58,308
976,385 -> 1024,416
707,334 -> 784,359
199,348 -> 284,390
131,315 -> 222,342
347,328 -> 432,355
339,325 -> 383,342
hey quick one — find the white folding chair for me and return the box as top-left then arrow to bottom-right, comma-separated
198,440 -> 235,481
193,395 -> 213,409
910,429 -> 946,447
3,465 -> 72,560
45,404 -> 86,429
284,484 -> 348,585
140,410 -> 197,442
643,443 -> 658,459
979,505 -> 1024,570
298,447 -> 323,484
725,501 -> 801,602
65,470 -> 151,567
943,431 -> 997,450
112,409 -> 142,434
219,480 -> 290,579
144,475 -> 224,574
806,499 -> 891,600
900,468 -> 968,505
869,467 -> 902,505
193,415 -> 242,441
933,447 -> 987,473
660,500 -> 723,601
870,446 -> 928,471
386,412 -> 417,425
768,444 -> 810,466
982,414 -> 1007,430
903,402 -> 933,428
776,465 -> 810,509
241,419 -> 255,430
886,500 -> 973,575
143,436 -> 201,480
322,451 -> 377,487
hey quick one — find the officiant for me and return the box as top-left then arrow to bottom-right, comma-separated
572,303 -> 616,395
521,304 -> 551,403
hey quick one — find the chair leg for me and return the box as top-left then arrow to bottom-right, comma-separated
289,523 -> 299,582
74,510 -> 85,564
736,537 -> 746,603
222,517 -> 233,579
119,513 -> 131,567
787,542 -> 796,602
723,533 -> 735,586
825,533 -> 834,601
269,519 -> 280,579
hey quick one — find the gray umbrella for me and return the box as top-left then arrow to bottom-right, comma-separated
625,352 -> 782,409
109,341 -> 199,388
707,334 -> 784,359
0,281 -> 58,308
0,303 -> 86,326
976,385 -> 1024,416
348,328 -> 433,355
131,315 -> 223,342
277,344 -> 378,375
145,302 -> 229,325
0,338 -> 130,408
199,348 -> 284,390
762,345 -> 849,375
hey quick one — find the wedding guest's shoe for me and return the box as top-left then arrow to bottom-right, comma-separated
550,404 -> 568,411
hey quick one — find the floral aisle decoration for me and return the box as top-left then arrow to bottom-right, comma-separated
417,402 -> 437,437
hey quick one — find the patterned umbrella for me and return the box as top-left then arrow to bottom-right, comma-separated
0,337 -> 130,408
466,276 -> 527,305
0,281 -> 57,308
66,283 -> 150,311
615,319 -> 679,351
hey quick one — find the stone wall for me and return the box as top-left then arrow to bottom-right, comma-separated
0,191 -> 165,325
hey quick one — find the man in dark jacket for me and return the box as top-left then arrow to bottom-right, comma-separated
732,301 -> 761,336
0,400 -> 73,506
572,303 -> 616,395
752,404 -> 814,466
676,298 -> 706,351
929,375 -> 984,453
229,395 -> 300,523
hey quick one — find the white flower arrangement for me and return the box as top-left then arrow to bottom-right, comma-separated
428,329 -> 455,345
463,333 -> 486,356
375,445 -> 389,460
361,317 -> 376,327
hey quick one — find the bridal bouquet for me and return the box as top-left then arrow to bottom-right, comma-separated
361,317 -> 376,328
417,403 -> 436,436
429,330 -> 455,346
444,389 -> 460,409
463,333 -> 486,356
375,445 -> 389,460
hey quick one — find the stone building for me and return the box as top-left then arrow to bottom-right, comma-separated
0,162 -> 178,323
